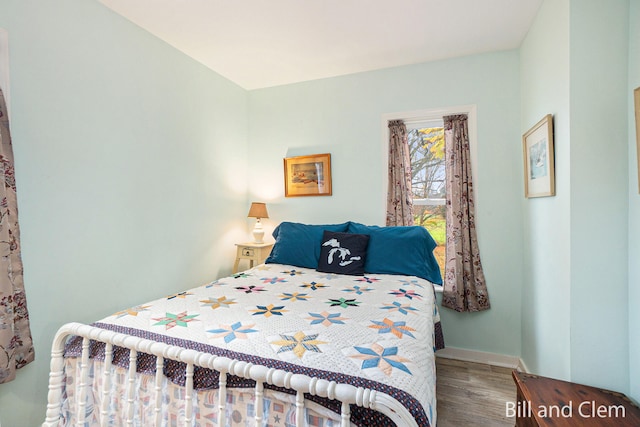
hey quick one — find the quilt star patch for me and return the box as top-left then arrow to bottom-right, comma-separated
325,298 -> 360,308
279,292 -> 310,302
355,277 -> 380,284
389,289 -> 423,300
306,311 -> 348,327
398,279 -> 424,288
342,285 -> 373,295
270,331 -> 327,358
368,318 -> 417,339
200,296 -> 237,310
300,281 -> 328,291
250,304 -> 288,317
379,301 -> 419,315
281,269 -> 304,276
349,342 -> 412,376
207,322 -> 258,343
113,305 -> 151,318
205,280 -> 221,288
260,277 -> 287,284
152,311 -> 200,330
235,285 -> 266,294
166,291 -> 193,300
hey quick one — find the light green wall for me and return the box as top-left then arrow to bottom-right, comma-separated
628,0 -> 640,404
521,0 -> 633,396
519,0 -> 571,381
569,0 -> 629,392
248,52 -> 524,357
0,1 -> 248,426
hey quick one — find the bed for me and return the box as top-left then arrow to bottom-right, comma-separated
43,221 -> 444,427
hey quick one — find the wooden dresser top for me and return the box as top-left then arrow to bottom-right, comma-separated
512,371 -> 640,426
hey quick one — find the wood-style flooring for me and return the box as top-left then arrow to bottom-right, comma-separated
436,357 -> 517,427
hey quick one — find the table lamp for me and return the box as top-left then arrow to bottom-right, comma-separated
247,202 -> 269,243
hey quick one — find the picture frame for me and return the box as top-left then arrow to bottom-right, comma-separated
635,86 -> 640,193
522,114 -> 555,198
283,153 -> 332,197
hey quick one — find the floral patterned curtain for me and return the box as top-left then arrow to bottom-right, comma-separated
0,87 -> 34,383
386,120 -> 414,226
441,114 -> 490,312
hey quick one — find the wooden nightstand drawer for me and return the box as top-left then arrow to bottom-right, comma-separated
242,248 -> 255,257
233,242 -> 274,273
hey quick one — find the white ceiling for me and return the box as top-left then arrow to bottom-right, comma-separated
99,0 -> 543,90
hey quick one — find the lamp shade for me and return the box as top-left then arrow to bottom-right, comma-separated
247,202 -> 269,219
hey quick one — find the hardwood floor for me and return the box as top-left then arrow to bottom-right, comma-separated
436,357 -> 517,427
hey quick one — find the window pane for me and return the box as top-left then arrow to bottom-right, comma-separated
408,124 -> 445,275
412,204 -> 445,275
408,127 -> 445,200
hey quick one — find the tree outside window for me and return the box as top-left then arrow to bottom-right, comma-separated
407,122 -> 445,273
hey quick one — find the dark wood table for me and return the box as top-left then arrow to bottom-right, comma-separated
512,370 -> 640,426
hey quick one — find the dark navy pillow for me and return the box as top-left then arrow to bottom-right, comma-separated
265,222 -> 350,269
346,222 -> 443,284
317,231 -> 370,276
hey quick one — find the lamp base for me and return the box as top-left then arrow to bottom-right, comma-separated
252,219 -> 265,243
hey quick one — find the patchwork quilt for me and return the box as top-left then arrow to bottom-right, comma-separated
64,263 -> 441,426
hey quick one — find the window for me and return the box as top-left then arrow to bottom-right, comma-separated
383,105 -> 477,277
406,119 -> 445,274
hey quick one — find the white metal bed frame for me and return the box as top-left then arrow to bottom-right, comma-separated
43,322 -> 421,427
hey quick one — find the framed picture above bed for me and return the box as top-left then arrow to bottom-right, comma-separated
522,114 -> 555,198
283,153 -> 332,197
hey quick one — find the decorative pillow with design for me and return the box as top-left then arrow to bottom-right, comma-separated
317,231 -> 370,276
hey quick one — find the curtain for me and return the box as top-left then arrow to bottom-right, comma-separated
441,114 -> 490,312
386,120 -> 414,226
0,87 -> 34,384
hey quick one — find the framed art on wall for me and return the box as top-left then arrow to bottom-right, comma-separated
523,114 -> 555,198
284,153 -> 332,197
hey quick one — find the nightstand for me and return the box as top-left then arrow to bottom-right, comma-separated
232,242 -> 274,273
512,370 -> 640,426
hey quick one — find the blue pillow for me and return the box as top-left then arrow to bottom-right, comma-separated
346,222 -> 443,284
265,222 -> 350,269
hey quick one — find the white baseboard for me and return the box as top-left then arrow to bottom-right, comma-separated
436,346 -> 527,372
517,358 -> 529,373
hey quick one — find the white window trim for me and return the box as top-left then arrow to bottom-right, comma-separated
0,28 -> 10,118
380,105 -> 478,222
414,198 -> 446,206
